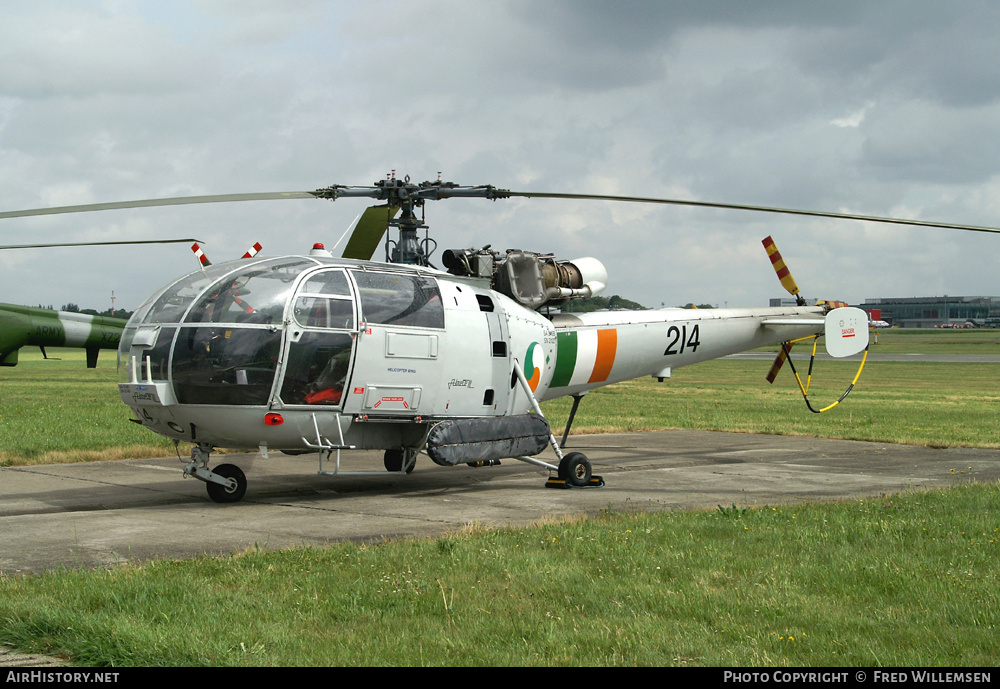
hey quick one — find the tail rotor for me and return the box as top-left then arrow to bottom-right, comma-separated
762,235 -> 805,306
759,235 -> 870,410
761,235 -> 808,382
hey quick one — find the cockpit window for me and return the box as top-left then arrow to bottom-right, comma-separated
299,269 -> 350,296
280,332 -> 353,406
172,326 -> 282,405
292,297 -> 354,329
352,271 -> 444,329
291,269 -> 355,329
184,259 -> 312,325
140,263 -> 236,324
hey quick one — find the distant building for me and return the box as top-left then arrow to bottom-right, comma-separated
857,296 -> 1000,328
769,298 -> 815,307
768,295 -> 1000,327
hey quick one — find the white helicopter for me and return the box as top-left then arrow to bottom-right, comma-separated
3,173 -> 997,502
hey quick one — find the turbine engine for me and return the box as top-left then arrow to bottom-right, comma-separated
443,247 -> 607,310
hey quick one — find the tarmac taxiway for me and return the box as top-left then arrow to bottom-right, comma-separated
2,429 -> 999,574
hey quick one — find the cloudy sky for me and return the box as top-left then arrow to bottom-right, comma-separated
2,0 -> 999,314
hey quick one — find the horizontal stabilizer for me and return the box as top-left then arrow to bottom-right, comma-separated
824,307 -> 869,357
761,317 -> 824,326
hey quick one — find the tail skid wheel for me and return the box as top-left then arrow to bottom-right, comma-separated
558,452 -> 593,487
206,463 -> 247,503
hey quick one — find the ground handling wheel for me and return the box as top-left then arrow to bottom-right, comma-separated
547,452 -> 604,489
206,463 -> 247,503
383,449 -> 416,474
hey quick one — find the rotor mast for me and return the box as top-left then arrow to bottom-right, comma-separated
312,171 -> 505,266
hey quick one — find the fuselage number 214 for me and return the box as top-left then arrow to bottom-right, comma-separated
664,324 -> 700,356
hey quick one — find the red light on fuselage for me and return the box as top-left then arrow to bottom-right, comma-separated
264,413 -> 284,426
309,242 -> 332,257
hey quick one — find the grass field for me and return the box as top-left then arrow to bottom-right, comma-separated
0,330 -> 997,666
862,327 -> 1000,354
0,349 -> 179,466
0,483 -> 996,666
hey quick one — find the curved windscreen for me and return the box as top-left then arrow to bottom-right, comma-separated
185,259 -> 313,325
163,258 -> 313,405
138,263 -> 239,325
171,326 -> 283,405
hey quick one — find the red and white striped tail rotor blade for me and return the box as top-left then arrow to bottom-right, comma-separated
242,242 -> 262,259
232,293 -> 256,314
191,242 -> 211,267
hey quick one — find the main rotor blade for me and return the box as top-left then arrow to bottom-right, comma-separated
0,192 -> 320,220
502,191 -> 1000,235
341,205 -> 399,260
0,238 -> 204,250
8,181 -> 997,237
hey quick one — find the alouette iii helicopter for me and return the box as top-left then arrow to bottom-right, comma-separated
3,172 -> 998,503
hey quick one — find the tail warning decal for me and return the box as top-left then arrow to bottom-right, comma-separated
551,328 -> 618,388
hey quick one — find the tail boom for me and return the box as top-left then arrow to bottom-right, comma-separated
539,306 -> 826,400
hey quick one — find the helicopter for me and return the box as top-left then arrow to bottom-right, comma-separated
0,302 -> 124,367
0,237 -> 203,367
3,173 -> 997,503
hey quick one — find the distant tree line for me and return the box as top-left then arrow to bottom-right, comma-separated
561,295 -> 649,312
60,303 -> 134,320
560,296 -> 717,312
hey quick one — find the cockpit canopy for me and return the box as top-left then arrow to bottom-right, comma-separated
118,256 -> 444,406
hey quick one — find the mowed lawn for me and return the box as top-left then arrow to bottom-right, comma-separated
0,332 -> 997,666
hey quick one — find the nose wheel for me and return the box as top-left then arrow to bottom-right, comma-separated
205,463 -> 248,503
185,446 -> 250,503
